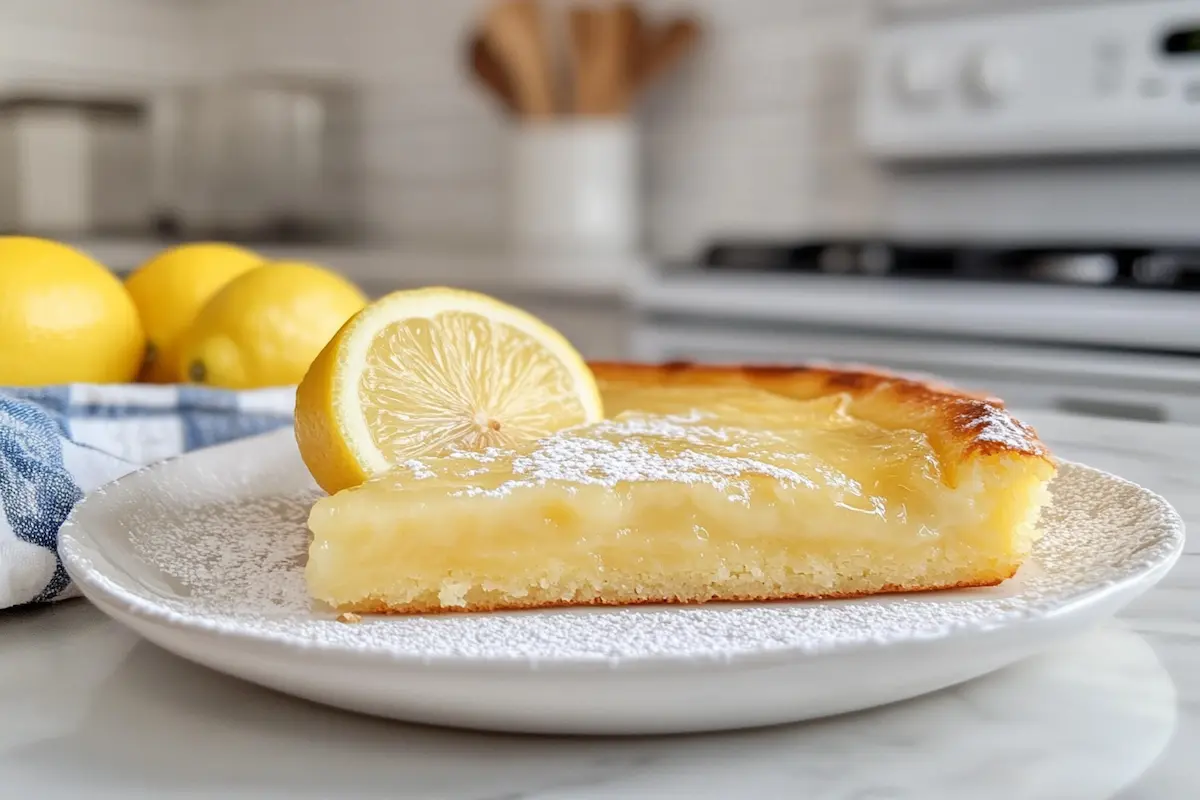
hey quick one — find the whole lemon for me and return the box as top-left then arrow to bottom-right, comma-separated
0,237 -> 144,386
177,261 -> 367,390
125,242 -> 264,383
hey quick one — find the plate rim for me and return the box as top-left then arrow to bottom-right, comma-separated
59,430 -> 1187,674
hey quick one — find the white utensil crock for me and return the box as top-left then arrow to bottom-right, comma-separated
509,119 -> 640,255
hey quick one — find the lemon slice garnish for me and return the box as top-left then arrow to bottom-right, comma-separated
295,287 -> 603,495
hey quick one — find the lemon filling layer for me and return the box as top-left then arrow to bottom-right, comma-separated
306,387 -> 1051,612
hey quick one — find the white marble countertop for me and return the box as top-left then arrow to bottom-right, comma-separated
0,409 -> 1195,799
66,237 -> 642,300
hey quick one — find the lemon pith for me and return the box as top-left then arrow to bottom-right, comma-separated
295,287 -> 603,495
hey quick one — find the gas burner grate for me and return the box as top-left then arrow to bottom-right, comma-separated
698,239 -> 1200,292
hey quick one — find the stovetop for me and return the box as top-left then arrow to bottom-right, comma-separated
636,238 -> 1200,421
696,239 -> 1200,292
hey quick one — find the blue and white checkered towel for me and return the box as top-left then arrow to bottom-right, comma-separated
0,384 -> 295,609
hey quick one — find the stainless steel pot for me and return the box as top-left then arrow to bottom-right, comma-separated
0,95 -> 151,236
150,75 -> 360,242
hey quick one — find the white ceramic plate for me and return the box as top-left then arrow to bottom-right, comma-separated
60,428 -> 1184,735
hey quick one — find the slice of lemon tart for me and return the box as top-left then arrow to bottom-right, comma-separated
298,292 -> 1056,615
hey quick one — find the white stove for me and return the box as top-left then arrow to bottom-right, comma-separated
629,267 -> 1200,423
861,0 -> 1200,160
631,0 -> 1200,424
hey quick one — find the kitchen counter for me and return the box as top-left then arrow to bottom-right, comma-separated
0,409 -> 1195,799
68,237 -> 643,300
68,238 -> 638,362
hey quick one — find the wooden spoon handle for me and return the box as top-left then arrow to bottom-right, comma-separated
483,0 -> 556,118
468,33 -> 517,113
633,17 -> 701,96
611,2 -> 641,113
582,1 -> 638,116
569,5 -> 598,115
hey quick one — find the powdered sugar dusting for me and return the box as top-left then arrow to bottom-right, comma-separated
368,411 -> 883,507
446,416 -> 818,502
60,429 -> 1182,665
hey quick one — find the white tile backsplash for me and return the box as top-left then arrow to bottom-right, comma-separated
199,0 -> 890,256
0,0 -> 886,260
363,178 -> 505,247
360,115 -> 505,183
0,0 -> 211,91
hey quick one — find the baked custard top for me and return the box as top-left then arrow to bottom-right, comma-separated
372,387 -> 941,513
587,361 -> 1052,469
336,362 -> 1053,507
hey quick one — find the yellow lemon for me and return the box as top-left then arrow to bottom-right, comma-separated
125,242 -> 264,383
0,237 -> 144,386
177,261 -> 367,390
294,286 -> 603,495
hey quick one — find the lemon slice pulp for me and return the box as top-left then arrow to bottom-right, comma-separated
295,287 -> 603,495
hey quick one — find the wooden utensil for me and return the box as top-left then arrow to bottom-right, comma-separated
568,5 -> 598,114
468,33 -> 517,113
611,2 -> 642,112
482,0 -> 556,118
474,2 -> 703,118
577,2 -> 639,115
620,3 -> 646,97
632,16 -> 701,96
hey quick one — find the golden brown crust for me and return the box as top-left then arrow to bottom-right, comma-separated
586,360 -> 1053,474
335,568 -> 1018,616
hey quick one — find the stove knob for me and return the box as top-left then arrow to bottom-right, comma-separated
858,243 -> 894,276
818,245 -> 857,274
891,51 -> 944,108
1029,253 -> 1117,285
963,46 -> 1019,106
1133,253 -> 1184,287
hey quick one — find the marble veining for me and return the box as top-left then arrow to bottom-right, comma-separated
2,409 -> 1198,798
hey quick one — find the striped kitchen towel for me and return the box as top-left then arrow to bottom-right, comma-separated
0,383 -> 295,609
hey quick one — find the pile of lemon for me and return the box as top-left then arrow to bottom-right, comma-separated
0,236 -> 607,491
0,236 -> 367,389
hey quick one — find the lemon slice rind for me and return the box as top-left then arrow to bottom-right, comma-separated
296,286 -> 603,494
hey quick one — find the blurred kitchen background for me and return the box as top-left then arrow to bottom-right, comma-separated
5,0 -> 1200,421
